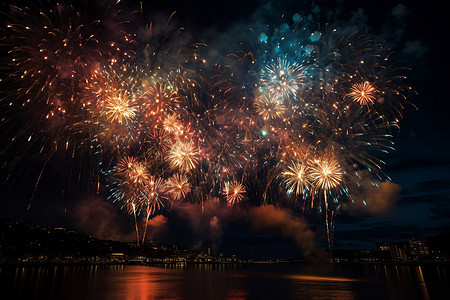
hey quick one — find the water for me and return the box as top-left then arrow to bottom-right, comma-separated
1,263 -> 449,299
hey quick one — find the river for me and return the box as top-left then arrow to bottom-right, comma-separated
1,263 -> 449,299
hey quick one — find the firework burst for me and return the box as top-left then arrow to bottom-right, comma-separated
309,156 -> 343,192
260,58 -> 305,100
165,173 -> 191,201
163,113 -> 183,134
103,89 -> 138,124
346,81 -> 377,106
222,181 -> 246,205
167,139 -> 200,173
282,160 -> 311,196
116,156 -> 149,184
254,94 -> 287,120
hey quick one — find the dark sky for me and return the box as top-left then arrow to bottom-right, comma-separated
1,0 -> 448,259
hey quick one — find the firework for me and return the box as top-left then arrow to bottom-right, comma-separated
141,175 -> 166,244
309,156 -> 343,192
309,154 -> 343,251
167,139 -> 200,173
260,58 -> 305,101
110,157 -> 147,246
282,160 -> 311,196
141,80 -> 181,131
142,176 -> 167,214
222,181 -> 246,205
103,89 -> 138,124
165,173 -> 191,201
254,94 -> 287,120
85,64 -> 145,153
116,156 -> 149,184
144,128 -> 171,162
163,113 -> 183,134
346,81 -> 377,106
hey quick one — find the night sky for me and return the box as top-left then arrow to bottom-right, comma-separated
1,0 -> 448,259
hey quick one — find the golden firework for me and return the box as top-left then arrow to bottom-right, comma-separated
222,181 -> 246,205
254,94 -> 287,120
116,156 -> 149,184
347,81 -> 376,106
309,156 -> 343,191
282,160 -> 311,196
104,89 -> 137,124
165,173 -> 190,201
144,81 -> 179,115
142,175 -> 166,212
163,113 -> 183,134
167,140 -> 200,172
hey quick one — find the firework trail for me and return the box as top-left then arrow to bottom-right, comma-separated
141,175 -> 166,244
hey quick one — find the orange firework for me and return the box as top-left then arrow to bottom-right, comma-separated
141,176 -> 166,216
143,81 -> 179,116
104,89 -> 138,124
309,156 -> 343,192
347,81 -> 377,106
282,160 -> 311,196
309,154 -> 343,253
165,173 -> 191,201
167,139 -> 200,172
116,156 -> 149,184
141,175 -> 167,244
254,94 -> 287,120
163,113 -> 183,134
222,181 -> 246,205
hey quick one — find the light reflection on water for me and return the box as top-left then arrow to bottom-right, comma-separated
1,263 -> 449,299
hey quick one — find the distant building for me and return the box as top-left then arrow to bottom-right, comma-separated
409,238 -> 429,259
375,238 -> 430,261
110,252 -> 125,262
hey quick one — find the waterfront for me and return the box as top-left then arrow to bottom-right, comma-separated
1,263 -> 449,299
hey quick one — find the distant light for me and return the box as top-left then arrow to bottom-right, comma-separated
258,33 -> 268,43
309,31 -> 322,42
292,13 -> 301,23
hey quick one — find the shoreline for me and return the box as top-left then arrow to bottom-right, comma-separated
1,260 -> 449,268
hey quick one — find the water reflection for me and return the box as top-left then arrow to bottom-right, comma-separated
1,263 -> 449,300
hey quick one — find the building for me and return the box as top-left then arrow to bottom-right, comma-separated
375,238 -> 430,261
408,238 -> 429,259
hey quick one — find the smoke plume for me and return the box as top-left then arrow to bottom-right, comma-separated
249,205 -> 315,255
73,197 -> 135,241
346,180 -> 402,217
